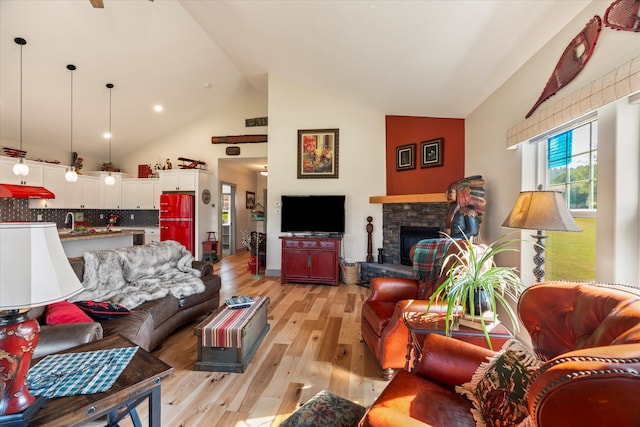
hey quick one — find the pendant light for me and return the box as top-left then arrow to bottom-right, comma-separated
104,83 -> 115,186
12,37 -> 29,177
260,165 -> 268,176
64,64 -> 78,182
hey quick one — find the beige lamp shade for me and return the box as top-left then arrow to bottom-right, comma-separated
0,222 -> 84,310
502,191 -> 581,232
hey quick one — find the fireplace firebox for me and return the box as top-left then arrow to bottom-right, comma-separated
400,226 -> 441,266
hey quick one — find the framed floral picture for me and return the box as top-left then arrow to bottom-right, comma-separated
420,138 -> 443,168
297,129 -> 339,179
396,143 -> 416,171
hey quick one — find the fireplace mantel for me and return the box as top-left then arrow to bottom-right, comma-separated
369,193 -> 447,204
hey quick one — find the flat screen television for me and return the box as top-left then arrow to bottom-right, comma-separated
281,195 -> 345,235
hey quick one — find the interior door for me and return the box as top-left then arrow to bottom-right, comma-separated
220,183 -> 236,256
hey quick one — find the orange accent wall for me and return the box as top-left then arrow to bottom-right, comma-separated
386,115 -> 464,195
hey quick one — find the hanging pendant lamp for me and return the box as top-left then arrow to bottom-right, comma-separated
12,37 -> 29,177
64,64 -> 78,182
104,83 -> 115,186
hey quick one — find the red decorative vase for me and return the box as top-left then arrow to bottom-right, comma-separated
248,256 -> 257,274
0,313 -> 39,415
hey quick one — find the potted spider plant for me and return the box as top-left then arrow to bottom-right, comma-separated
428,233 -> 525,349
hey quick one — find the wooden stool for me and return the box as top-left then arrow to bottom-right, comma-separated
202,231 -> 220,261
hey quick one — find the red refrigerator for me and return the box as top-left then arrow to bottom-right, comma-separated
160,194 -> 195,255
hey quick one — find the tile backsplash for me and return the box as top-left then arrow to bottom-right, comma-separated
0,198 -> 159,228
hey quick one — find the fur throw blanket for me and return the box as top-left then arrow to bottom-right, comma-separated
69,240 -> 204,309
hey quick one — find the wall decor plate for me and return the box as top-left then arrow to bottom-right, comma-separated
225,146 -> 241,156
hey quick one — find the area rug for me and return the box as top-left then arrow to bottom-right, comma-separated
280,389 -> 365,427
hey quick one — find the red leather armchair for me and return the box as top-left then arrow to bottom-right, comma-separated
360,281 -> 640,427
361,242 -> 474,379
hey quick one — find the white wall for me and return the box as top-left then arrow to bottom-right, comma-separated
117,83 -> 267,177
265,75 -> 386,275
218,160 -> 261,253
466,1 -> 640,282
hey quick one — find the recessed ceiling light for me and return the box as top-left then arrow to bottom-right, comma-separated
203,82 -> 211,89
103,132 -> 111,139
153,104 -> 163,113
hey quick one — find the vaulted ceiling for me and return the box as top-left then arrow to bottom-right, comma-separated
0,0 -> 591,162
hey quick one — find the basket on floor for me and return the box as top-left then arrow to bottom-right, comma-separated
340,262 -> 360,285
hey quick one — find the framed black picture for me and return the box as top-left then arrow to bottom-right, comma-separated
396,144 -> 416,171
246,191 -> 256,209
420,138 -> 443,168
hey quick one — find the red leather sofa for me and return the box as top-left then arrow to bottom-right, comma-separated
359,281 -> 640,427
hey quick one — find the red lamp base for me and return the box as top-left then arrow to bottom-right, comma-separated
0,311 -> 39,416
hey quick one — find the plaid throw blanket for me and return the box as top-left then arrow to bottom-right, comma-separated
28,346 -> 138,398
412,239 -> 452,282
201,296 -> 269,348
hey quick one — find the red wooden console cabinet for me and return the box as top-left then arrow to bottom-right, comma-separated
280,236 -> 341,286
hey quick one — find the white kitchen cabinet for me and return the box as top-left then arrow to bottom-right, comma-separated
152,179 -> 161,209
158,170 -> 197,192
28,163 -> 67,209
97,174 -> 122,209
0,157 -> 44,186
102,178 -> 122,209
65,175 -> 99,208
85,171 -> 128,209
122,178 -> 159,209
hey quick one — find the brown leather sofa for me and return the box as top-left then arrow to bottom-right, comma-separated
31,256 -> 221,357
359,281 -> 640,427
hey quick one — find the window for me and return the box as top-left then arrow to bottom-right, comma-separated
544,120 -> 597,281
547,121 -> 597,209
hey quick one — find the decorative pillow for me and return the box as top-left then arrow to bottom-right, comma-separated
456,339 -> 543,427
74,300 -> 131,320
280,389 -> 365,427
45,301 -> 94,324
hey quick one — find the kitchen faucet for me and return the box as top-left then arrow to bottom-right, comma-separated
65,212 -> 74,232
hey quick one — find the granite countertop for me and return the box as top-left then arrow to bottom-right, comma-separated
58,228 -> 144,241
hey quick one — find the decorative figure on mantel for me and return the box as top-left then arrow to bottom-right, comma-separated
163,158 -> 173,170
445,175 -> 486,240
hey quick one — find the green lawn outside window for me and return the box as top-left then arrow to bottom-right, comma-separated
544,217 -> 596,281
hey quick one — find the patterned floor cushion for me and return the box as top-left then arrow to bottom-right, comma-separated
280,389 -> 366,427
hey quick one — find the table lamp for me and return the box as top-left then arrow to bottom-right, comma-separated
0,223 -> 84,418
502,190 -> 581,282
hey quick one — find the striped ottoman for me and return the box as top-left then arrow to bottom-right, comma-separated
193,296 -> 270,372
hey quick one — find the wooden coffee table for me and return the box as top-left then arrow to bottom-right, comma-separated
28,334 -> 173,427
402,311 -> 513,372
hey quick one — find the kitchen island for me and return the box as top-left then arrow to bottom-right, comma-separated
59,228 -> 145,257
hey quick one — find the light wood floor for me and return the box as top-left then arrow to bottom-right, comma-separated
119,251 -> 389,427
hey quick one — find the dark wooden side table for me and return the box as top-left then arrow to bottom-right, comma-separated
28,334 -> 173,427
402,311 -> 513,372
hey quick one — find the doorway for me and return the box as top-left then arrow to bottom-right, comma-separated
220,182 -> 236,256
